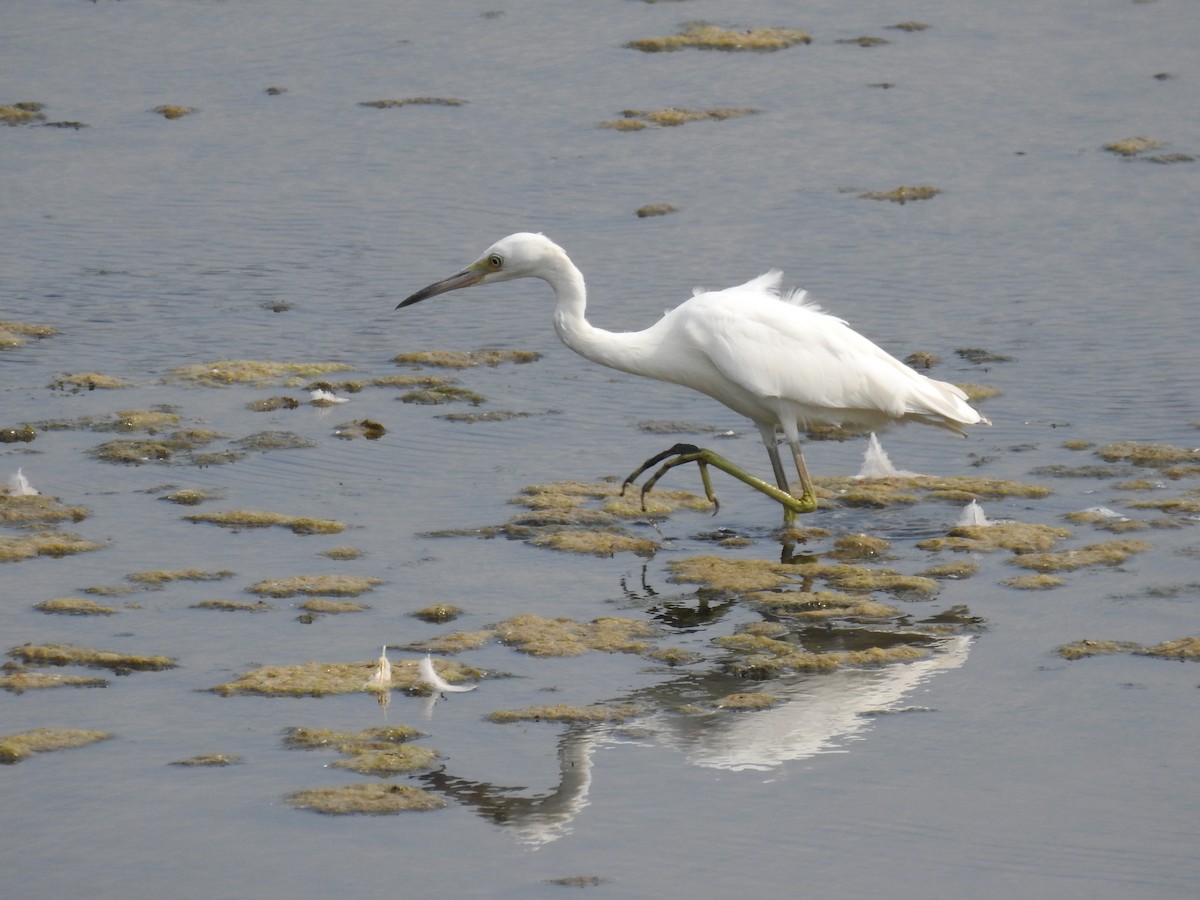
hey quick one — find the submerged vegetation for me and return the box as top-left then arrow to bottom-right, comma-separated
628,23 -> 811,52
0,728 -> 113,764
600,107 -> 758,131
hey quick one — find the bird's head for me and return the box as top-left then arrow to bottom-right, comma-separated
396,232 -> 567,309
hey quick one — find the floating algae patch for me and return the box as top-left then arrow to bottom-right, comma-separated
439,410 -> 534,423
750,590 -> 900,622
359,97 -> 465,108
283,725 -> 422,750
166,359 -> 353,387
0,318 -> 55,349
713,633 -> 929,678
860,186 -> 940,203
0,493 -> 88,526
246,396 -> 300,412
400,385 -> 485,406
331,745 -> 441,775
837,36 -> 890,47
1009,539 -> 1152,573
297,599 -> 368,614
411,603 -> 463,623
162,488 -> 222,506
1057,639 -> 1144,660
332,419 -> 387,440
1097,441 -> 1200,467
49,372 -> 132,391
487,704 -> 644,725
1001,574 -> 1065,590
0,531 -> 105,562
600,107 -> 758,130
628,23 -> 811,52
0,103 -> 47,126
829,533 -> 892,561
152,104 -> 196,119
530,529 -> 659,557
715,692 -> 777,711
190,599 -> 274,612
35,597 -> 116,616
1,424 -> 36,443
210,657 -> 479,697
185,509 -> 344,534
9,643 -> 175,671
1138,637 -> 1200,661
90,429 -> 224,465
170,753 -> 243,767
0,728 -> 113,764
128,568 -> 235,584
0,671 -> 108,693
917,522 -> 1072,554
1103,136 -> 1163,157
234,431 -> 318,452
393,349 -> 540,369
321,546 -> 363,560
97,408 -> 181,432
636,204 -> 679,218
246,574 -> 382,598
921,561 -> 979,580
404,630 -> 493,655
667,556 -> 799,593
492,614 -> 660,657
286,783 -> 444,815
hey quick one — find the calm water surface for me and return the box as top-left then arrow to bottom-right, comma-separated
3,1 -> 1199,897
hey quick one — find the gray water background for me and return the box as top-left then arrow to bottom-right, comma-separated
3,0 -> 1199,897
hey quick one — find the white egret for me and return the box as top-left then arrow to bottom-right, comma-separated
397,233 -> 988,522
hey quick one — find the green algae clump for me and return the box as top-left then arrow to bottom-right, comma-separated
35,597 -> 116,616
1001,574 -> 1065,590
170,753 -> 243,767
283,725 -> 422,750
0,318 -> 55,349
1009,538 -> 1152,572
0,671 -> 109,693
190,599 -> 274,612
9,642 -> 175,671
286,783 -> 445,815
1139,637 -> 1200,661
393,349 -> 540,368
128,568 -> 234,584
628,23 -> 811,52
1103,137 -> 1163,157
715,692 -> 777,711
600,108 -> 757,130
917,522 -> 1071,554
411,603 -> 463,623
0,531 -> 105,562
185,509 -> 344,535
860,186 -> 941,203
331,745 -> 440,775
49,372 -> 132,391
246,574 -> 383,598
1097,441 -> 1200,467
0,728 -> 113,764
487,704 -> 644,725
359,97 -> 465,108
167,359 -> 353,387
0,493 -> 89,526
493,614 -> 659,657
211,657 -> 479,696
297,599 -> 368,614
530,529 -> 659,557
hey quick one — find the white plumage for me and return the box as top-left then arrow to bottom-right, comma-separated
398,232 -> 987,515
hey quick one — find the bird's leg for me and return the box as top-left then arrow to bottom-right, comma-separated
621,443 -> 813,520
786,439 -> 819,512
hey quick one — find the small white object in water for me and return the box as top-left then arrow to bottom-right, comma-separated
956,499 -> 991,527
364,645 -> 392,691
310,389 -> 349,406
7,469 -> 39,496
419,653 -> 476,693
855,434 -> 920,479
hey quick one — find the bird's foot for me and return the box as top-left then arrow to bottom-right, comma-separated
621,444 -> 817,521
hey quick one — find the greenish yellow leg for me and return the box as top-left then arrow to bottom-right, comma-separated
621,443 -> 816,523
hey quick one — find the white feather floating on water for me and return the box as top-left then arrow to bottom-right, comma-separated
7,469 -> 39,496
855,434 -> 920,479
419,653 -> 476,693
956,499 -> 991,527
363,646 -> 392,691
309,389 -> 349,406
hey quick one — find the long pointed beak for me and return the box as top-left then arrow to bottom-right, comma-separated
396,266 -> 485,309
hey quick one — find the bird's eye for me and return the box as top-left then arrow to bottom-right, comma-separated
487,254 -> 503,270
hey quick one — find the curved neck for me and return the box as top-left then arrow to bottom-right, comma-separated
545,256 -> 657,377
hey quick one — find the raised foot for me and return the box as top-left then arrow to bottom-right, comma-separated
620,443 -> 817,524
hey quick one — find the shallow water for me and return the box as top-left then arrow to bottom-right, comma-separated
3,1 -> 1199,897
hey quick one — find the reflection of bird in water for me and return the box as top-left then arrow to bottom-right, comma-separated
414,635 -> 972,844
398,233 -> 988,522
